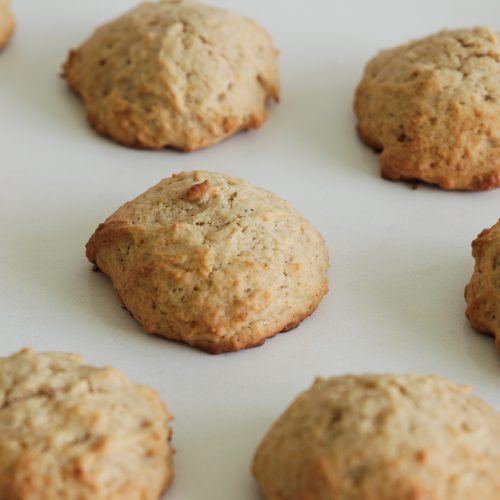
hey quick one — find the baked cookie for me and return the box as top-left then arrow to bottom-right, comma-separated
465,218 -> 500,349
86,170 -> 329,354
62,0 -> 279,151
0,348 -> 173,499
355,27 -> 500,191
253,374 -> 500,500
0,0 -> 14,49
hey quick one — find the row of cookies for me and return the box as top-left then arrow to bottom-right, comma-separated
61,3 -> 500,192
2,349 -> 500,498
4,2 -> 500,191
84,168 -> 499,356
60,5 -> 500,192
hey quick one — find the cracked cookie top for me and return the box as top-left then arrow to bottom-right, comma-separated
86,170 -> 329,354
62,0 -> 279,151
0,348 -> 173,499
355,27 -> 500,190
253,373 -> 500,500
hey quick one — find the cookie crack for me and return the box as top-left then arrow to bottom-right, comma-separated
1,390 -> 54,411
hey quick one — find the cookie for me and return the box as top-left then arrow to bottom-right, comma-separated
62,0 -> 279,151
354,27 -> 500,191
86,170 -> 329,354
0,0 -> 14,49
252,374 -> 500,500
465,218 -> 500,349
0,348 -> 173,499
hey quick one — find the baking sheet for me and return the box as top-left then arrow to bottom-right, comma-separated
1,0 -> 500,498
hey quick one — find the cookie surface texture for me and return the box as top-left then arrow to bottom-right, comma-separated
465,218 -> 500,348
62,0 -> 279,151
0,348 -> 173,499
252,374 -> 500,500
0,0 -> 14,49
355,27 -> 500,190
86,171 -> 329,354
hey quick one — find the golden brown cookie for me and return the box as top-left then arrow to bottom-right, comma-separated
355,27 -> 500,191
86,170 -> 329,354
0,0 -> 14,49
62,0 -> 279,151
465,218 -> 500,349
253,374 -> 500,500
0,348 -> 173,499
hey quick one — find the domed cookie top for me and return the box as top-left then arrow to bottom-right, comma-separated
0,348 -> 173,499
253,373 -> 500,499
465,217 -> 500,350
355,27 -> 500,190
0,0 -> 14,49
63,0 -> 279,151
86,170 -> 329,353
